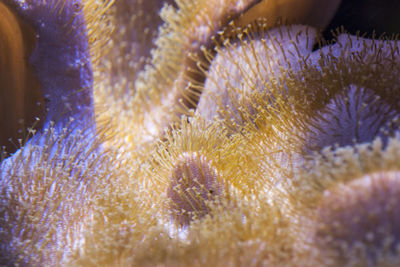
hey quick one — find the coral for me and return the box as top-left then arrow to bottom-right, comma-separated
234,0 -> 340,30
2,0 -> 400,266
0,1 -> 43,154
315,171 -> 400,264
166,151 -> 223,226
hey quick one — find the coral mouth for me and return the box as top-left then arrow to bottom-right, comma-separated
303,85 -> 400,154
0,1 -> 44,156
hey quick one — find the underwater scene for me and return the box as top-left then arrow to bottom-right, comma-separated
1,0 -> 400,266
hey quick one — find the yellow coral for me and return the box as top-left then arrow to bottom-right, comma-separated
2,0 -> 400,266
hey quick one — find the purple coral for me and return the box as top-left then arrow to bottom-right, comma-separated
167,152 -> 223,226
314,171 -> 400,264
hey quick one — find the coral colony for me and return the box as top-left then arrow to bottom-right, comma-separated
2,0 -> 400,266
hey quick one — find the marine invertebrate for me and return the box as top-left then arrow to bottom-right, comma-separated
166,151 -> 223,226
0,1 -> 44,154
196,24 -> 318,125
2,0 -> 400,266
287,139 -> 400,266
315,171 -> 400,264
234,0 -> 340,29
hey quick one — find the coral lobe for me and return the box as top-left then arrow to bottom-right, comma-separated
2,0 -> 400,266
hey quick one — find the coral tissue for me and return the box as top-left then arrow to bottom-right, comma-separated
1,0 -> 400,266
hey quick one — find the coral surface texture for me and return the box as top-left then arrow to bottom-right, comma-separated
1,0 -> 400,266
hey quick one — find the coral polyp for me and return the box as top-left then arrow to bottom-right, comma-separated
196,24 -> 318,125
167,152 -> 223,226
2,0 -> 400,266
